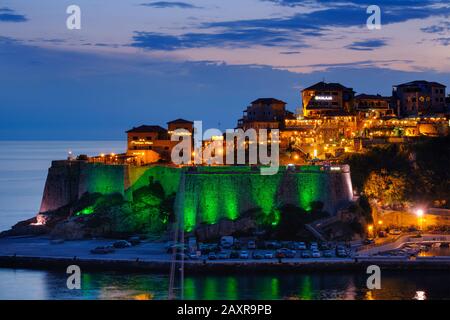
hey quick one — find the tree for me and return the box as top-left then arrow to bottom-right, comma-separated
363,170 -> 408,207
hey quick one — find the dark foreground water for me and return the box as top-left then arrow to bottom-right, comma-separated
0,268 -> 449,300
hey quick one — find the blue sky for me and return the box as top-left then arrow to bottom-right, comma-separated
0,0 -> 449,139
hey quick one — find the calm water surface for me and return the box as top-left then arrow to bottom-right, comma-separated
0,269 -> 449,300
0,141 -> 125,231
0,141 -> 449,300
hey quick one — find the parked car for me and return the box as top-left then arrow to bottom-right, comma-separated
266,241 -> 281,249
277,248 -> 296,258
312,250 -> 321,258
252,252 -> 264,260
389,229 -> 402,235
208,252 -> 217,260
113,240 -> 132,249
336,249 -> 348,258
91,246 -> 115,254
187,253 -> 200,260
298,242 -> 307,250
264,252 -> 274,259
239,251 -> 249,259
247,240 -> 257,250
323,250 -> 333,258
220,236 -> 234,248
128,236 -> 141,246
310,242 -> 318,250
363,239 -> 375,245
378,231 -> 387,238
230,251 -> 240,259
301,250 -> 312,258
217,252 -> 229,259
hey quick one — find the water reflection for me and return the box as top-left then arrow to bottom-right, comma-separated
414,291 -> 427,300
1,269 -> 450,300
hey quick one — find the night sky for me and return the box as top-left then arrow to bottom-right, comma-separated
0,0 -> 449,139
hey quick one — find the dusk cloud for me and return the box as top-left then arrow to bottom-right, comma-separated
131,28 -> 310,50
0,7 -> 27,22
140,2 -> 202,9
258,0 -> 450,27
436,37 -> 450,46
345,39 -> 388,51
421,22 -> 450,34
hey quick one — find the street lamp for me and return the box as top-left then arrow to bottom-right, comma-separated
368,224 -> 374,238
415,209 -> 424,231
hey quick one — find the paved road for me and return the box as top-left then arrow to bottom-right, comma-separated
0,236 -> 354,264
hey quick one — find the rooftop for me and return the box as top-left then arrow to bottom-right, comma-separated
126,125 -> 167,133
304,81 -> 353,92
167,118 -> 194,124
395,80 -> 446,88
251,98 -> 286,105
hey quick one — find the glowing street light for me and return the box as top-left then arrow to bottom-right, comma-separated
415,209 -> 424,218
367,224 -> 374,238
415,209 -> 425,231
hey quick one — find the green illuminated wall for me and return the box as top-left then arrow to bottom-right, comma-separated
125,165 -> 181,197
40,161 -> 353,234
176,166 -> 353,231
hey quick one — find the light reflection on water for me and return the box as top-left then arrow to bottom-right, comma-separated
0,268 -> 449,300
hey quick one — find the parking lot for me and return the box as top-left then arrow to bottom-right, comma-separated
166,239 -> 354,262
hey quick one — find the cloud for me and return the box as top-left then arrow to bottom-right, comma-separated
267,0 -> 444,8
345,39 -> 388,51
0,7 -> 27,22
131,0 -> 450,52
131,28 -> 310,50
280,51 -> 301,55
302,59 -> 413,69
421,22 -> 450,34
257,0 -> 450,27
140,2 -> 202,9
436,37 -> 450,46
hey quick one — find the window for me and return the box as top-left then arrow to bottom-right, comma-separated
146,136 -> 152,140
132,136 -> 138,141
